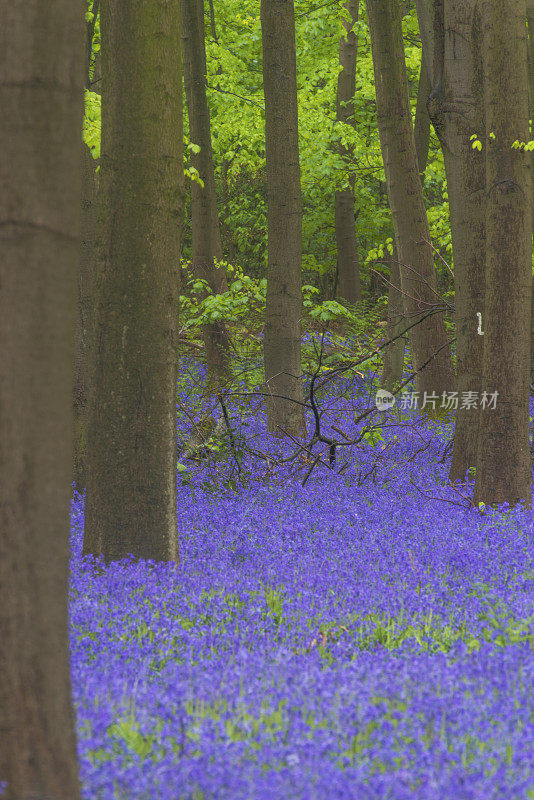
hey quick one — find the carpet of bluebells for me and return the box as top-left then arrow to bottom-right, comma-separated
71,357 -> 534,799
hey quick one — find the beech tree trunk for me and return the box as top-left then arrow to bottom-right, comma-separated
381,253 -> 405,390
420,1 -> 487,481
382,51 -> 430,393
0,1 -> 83,797
474,0 -> 532,506
261,0 -> 305,435
335,0 -> 362,305
181,0 -> 232,385
73,15 -> 99,493
74,142 -> 97,492
527,6 -> 534,387
382,46 -> 431,391
413,54 -> 431,180
382,40 -> 431,393
366,0 -> 455,400
84,0 -> 184,562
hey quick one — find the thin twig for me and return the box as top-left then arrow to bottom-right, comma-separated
218,393 -> 242,473
206,83 -> 264,110
409,479 -> 473,509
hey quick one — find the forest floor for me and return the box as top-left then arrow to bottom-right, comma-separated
70,361 -> 534,799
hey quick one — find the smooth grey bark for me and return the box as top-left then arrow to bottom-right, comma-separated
335,0 -> 362,305
84,0 -> 184,562
0,1 -> 83,797
413,53 -> 431,179
221,157 -> 238,261
442,1 -> 486,482
73,11 -> 99,493
420,1 -> 487,481
366,0 -> 455,401
415,0 -> 434,73
182,0 -> 223,262
382,47 -> 431,390
382,41 -> 431,392
208,0 -> 218,41
261,0 -> 306,435
527,7 -> 534,387
74,142 -> 97,492
382,53 -> 430,391
381,252 -> 406,390
474,0 -> 532,506
181,0 -> 232,386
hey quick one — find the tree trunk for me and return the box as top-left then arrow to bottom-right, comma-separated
382,49 -> 431,393
208,0 -> 218,41
73,10 -> 100,493
0,0 -> 83,796
381,49 -> 430,392
261,0 -> 306,435
381,253 -> 405,390
84,0 -> 184,562
221,157 -> 238,261
415,0 -> 434,74
474,0 -> 532,506
335,0 -> 362,305
366,0 -> 455,401
382,44 -> 431,394
421,1 -> 487,481
74,142 -> 97,492
527,6 -> 534,387
413,53 -> 431,179
181,0 -> 232,387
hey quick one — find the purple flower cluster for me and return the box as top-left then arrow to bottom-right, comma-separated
69,371 -> 534,799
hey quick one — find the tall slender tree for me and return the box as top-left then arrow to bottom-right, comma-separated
181,0 -> 232,385
261,0 -> 306,435
442,1 -> 486,482
474,0 -> 532,506
382,37 -> 431,393
74,11 -> 100,492
74,142 -> 97,491
527,3 -> 534,387
84,0 -> 184,562
381,252 -> 406,391
413,54 -> 431,180
0,0 -> 83,796
416,0 -> 487,480
366,0 -> 455,400
335,0 -> 362,305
